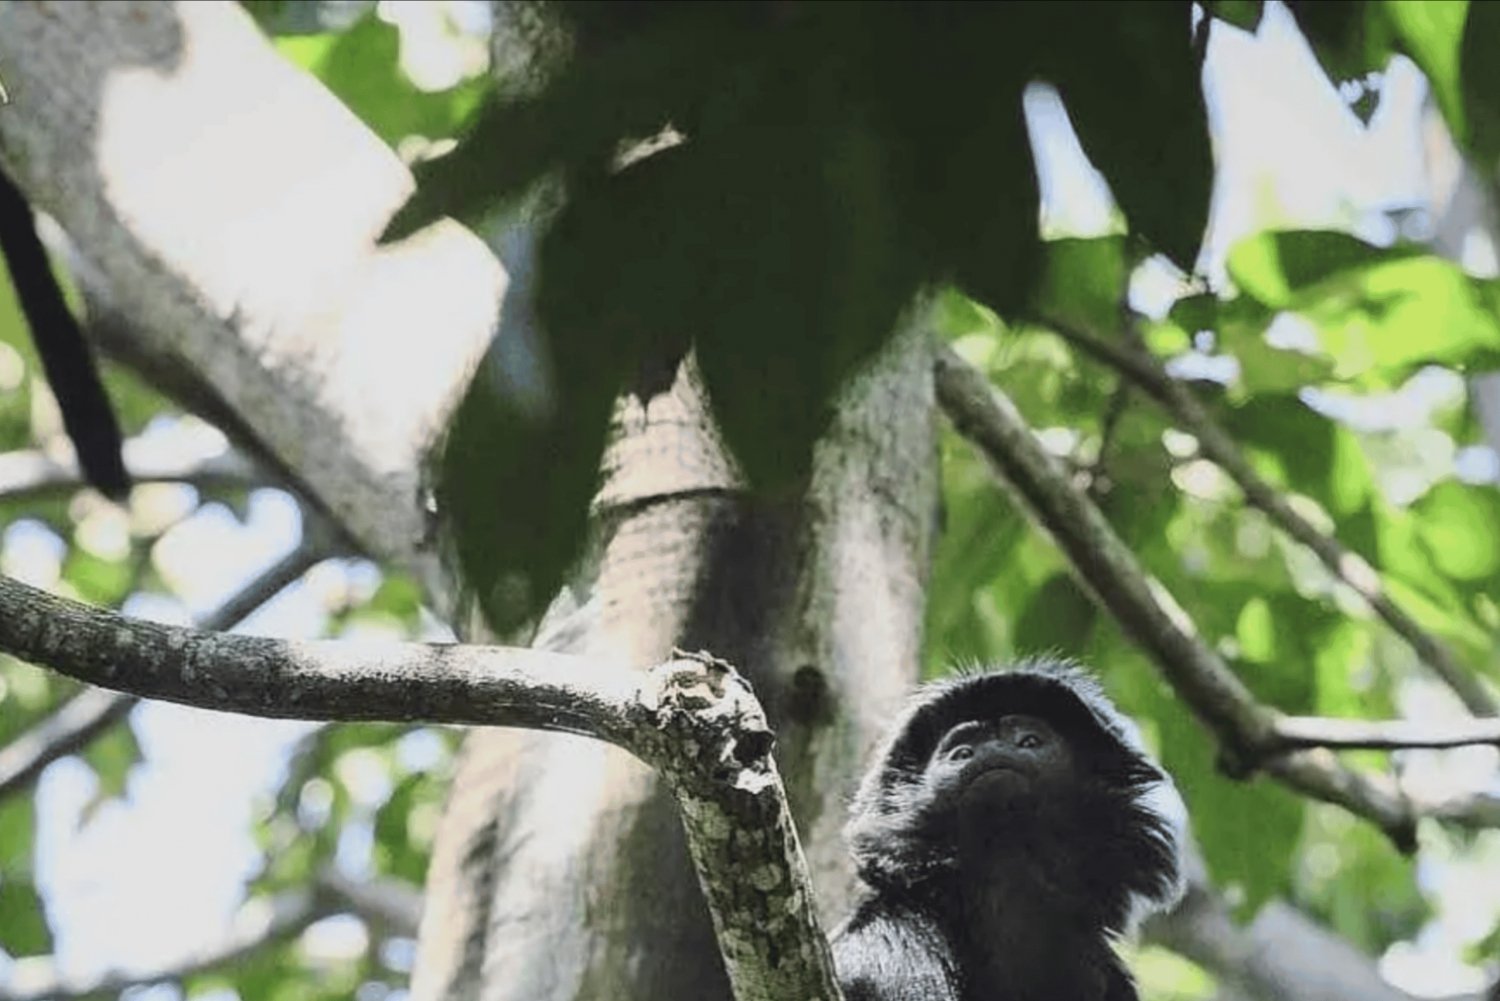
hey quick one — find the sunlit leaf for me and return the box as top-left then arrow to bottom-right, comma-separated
1412,481 -> 1500,582
277,14 -> 486,146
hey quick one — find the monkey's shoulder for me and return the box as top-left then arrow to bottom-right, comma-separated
831,894 -> 961,1001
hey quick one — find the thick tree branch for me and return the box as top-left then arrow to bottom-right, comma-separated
934,345 -> 1422,847
1048,318 -> 1499,718
0,577 -> 841,1001
0,535 -> 330,799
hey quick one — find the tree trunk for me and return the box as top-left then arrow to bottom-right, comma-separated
413,322 -> 939,999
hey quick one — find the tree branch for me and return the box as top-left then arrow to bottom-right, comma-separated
1148,854 -> 1445,1001
314,871 -> 422,936
0,433 -> 259,503
1048,318 -> 1499,718
0,890 -> 322,1001
933,344 -> 1422,848
0,577 -> 842,1001
0,535 -> 330,799
1272,715 -> 1500,751
0,871 -> 424,1001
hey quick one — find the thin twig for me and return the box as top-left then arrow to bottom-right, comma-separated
1048,317 -> 1499,717
1273,715 -> 1500,751
0,437 -> 258,502
934,344 -> 1421,848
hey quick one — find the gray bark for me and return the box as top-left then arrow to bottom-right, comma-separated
412,329 -> 939,1000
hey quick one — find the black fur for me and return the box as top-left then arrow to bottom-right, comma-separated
0,165 -> 129,499
833,660 -> 1185,1001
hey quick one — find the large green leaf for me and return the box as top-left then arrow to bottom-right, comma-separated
1042,2 -> 1211,270
1460,0 -> 1500,165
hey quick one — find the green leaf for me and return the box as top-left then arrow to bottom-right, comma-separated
365,574 -> 425,630
685,85 -> 918,486
1035,237 -> 1130,334
0,877 -> 51,956
1225,232 -> 1500,380
439,364 -> 611,634
1236,597 -> 1276,663
1232,333 -> 1338,394
1014,573 -> 1098,655
1384,0 -> 1469,147
1287,1 -> 1395,85
1206,1 -> 1266,32
1460,0 -> 1500,164
1043,2 -> 1211,270
277,15 -> 486,147
865,7 -> 1042,319
0,798 -> 35,874
1302,259 -> 1500,378
1225,230 -> 1414,308
1118,648 -> 1303,915
62,548 -> 134,608
1412,481 -> 1500,582
389,6 -> 749,239
81,723 -> 142,820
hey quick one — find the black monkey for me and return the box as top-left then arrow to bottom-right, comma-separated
832,660 -> 1185,1001
0,164 -> 129,499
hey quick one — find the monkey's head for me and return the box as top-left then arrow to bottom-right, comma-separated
845,659 -> 1186,931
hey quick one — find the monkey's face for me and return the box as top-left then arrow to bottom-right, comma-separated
923,713 -> 1077,814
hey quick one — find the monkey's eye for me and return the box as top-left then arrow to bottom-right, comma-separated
1016,734 -> 1042,750
947,744 -> 974,762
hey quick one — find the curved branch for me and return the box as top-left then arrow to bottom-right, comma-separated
0,577 -> 841,1001
0,535 -> 330,799
1048,318 -> 1499,718
933,344 -> 1421,848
